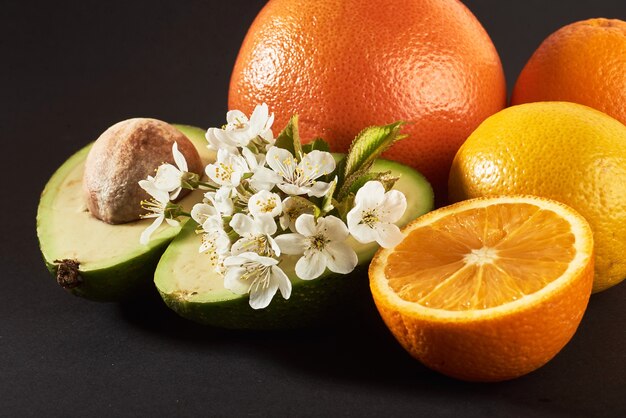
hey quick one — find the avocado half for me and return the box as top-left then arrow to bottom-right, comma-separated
36,125 -> 213,302
155,158 -> 434,329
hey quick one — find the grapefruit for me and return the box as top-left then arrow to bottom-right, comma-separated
229,0 -> 506,199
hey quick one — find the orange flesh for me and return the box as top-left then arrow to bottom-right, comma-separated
385,203 -> 576,310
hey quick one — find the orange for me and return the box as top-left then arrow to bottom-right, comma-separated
512,18 -> 626,125
229,0 -> 506,199
448,102 -> 626,292
369,196 -> 594,382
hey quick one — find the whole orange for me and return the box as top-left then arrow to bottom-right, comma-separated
229,0 -> 506,198
512,18 -> 626,125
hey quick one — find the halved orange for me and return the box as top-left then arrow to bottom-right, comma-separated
369,196 -> 594,382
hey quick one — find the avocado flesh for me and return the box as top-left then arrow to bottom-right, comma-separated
36,125 -> 214,301
155,158 -> 434,329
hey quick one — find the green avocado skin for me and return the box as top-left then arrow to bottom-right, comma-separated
37,125 -> 205,302
159,263 -> 371,330
42,240 -> 171,302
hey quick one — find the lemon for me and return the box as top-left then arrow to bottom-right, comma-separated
449,102 -> 626,292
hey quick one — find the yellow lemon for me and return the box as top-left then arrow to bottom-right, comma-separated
449,101 -> 626,292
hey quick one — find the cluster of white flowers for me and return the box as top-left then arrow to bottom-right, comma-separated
138,104 -> 407,309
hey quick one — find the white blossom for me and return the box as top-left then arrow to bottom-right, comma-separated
275,214 -> 357,280
204,188 -> 234,217
279,196 -> 313,231
241,147 -> 281,191
206,103 -> 275,151
205,148 -> 250,189
223,252 -> 291,309
191,203 -> 231,258
230,213 -> 281,257
152,142 -> 189,200
138,179 -> 179,245
265,147 -> 336,197
347,181 -> 407,248
248,190 -> 282,218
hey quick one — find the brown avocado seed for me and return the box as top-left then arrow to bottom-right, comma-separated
83,118 -> 203,224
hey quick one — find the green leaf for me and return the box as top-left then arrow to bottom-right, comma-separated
343,122 -> 406,180
302,138 -> 330,153
348,171 -> 399,194
274,115 -> 303,160
336,121 -> 406,198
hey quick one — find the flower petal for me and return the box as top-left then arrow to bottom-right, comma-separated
202,215 -> 224,234
139,179 -> 170,203
378,190 -> 407,223
294,214 -> 316,237
277,183 -> 308,196
253,253 -> 279,267
214,128 -> 241,149
307,180 -> 333,197
317,215 -> 349,241
375,223 -> 405,248
272,266 -> 292,300
274,233 -> 307,255
279,213 -> 290,231
153,164 -> 182,192
295,251 -> 326,280
266,146 -> 296,178
169,187 -> 182,201
226,109 -> 248,126
230,237 -> 256,256
230,213 -> 256,236
231,171 -> 242,188
205,128 -> 222,150
248,103 -> 269,134
300,150 -> 336,178
354,181 -> 385,210
172,142 -> 188,172
223,267 -> 250,295
191,203 -> 217,225
140,216 -> 164,245
214,232 -> 232,255
248,190 -> 282,218
249,279 -> 278,310
324,241 -> 358,274
346,205 -> 363,231
268,235 -> 281,257
206,188 -> 234,216
256,213 -> 277,235
206,127 -> 237,152
224,252 -> 255,267
250,167 -> 282,192
349,223 -> 379,244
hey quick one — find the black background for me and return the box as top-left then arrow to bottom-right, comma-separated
3,0 -> 626,416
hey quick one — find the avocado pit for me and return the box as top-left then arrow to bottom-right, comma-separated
83,118 -> 203,224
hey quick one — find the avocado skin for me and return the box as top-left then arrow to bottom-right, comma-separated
160,263 -> 370,330
42,240 -> 171,302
